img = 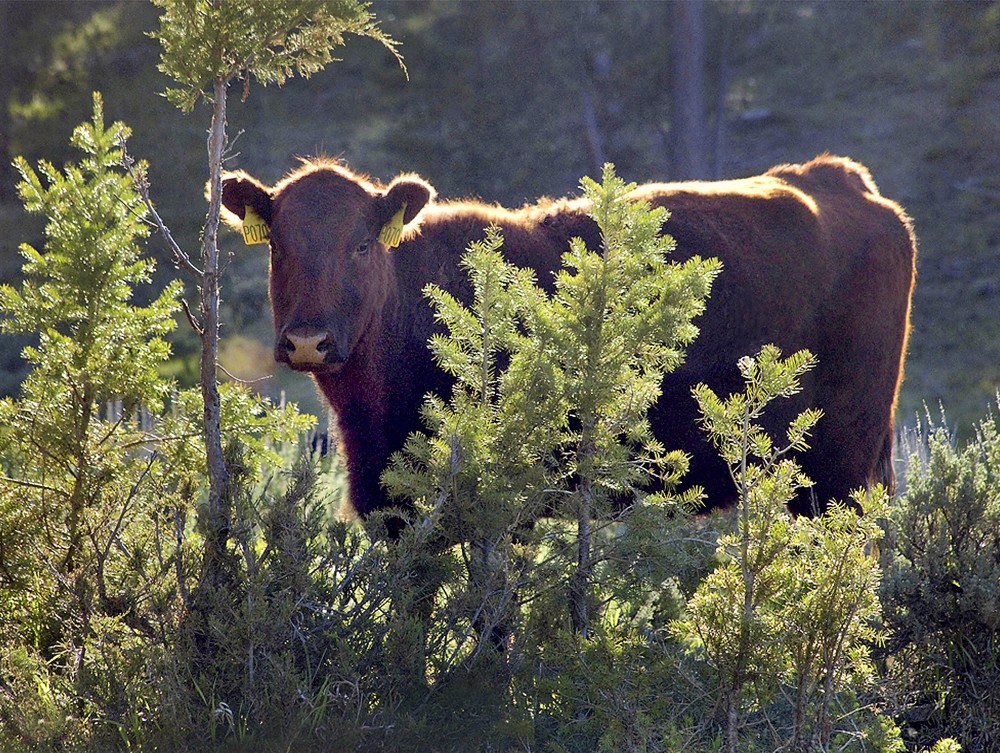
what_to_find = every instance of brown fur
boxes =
[221,155,916,520]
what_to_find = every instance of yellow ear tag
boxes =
[241,205,270,246]
[377,201,407,248]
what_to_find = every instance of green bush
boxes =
[366,165,717,751]
[0,96,186,751]
[882,409,1000,752]
[0,95,322,753]
[672,346,896,753]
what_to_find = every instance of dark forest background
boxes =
[1,0,998,433]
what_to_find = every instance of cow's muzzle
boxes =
[276,327,340,370]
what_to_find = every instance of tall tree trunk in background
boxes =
[0,2,14,201]
[576,2,609,182]
[580,87,606,179]
[711,10,733,179]
[669,0,710,180]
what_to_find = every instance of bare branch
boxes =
[216,362,273,386]
[180,298,204,336]
[224,128,245,164]
[118,136,203,278]
[0,475,70,498]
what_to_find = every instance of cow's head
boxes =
[220,161,434,372]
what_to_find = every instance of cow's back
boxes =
[632,156,915,510]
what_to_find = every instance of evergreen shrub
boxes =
[882,409,1000,752]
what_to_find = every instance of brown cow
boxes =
[220,155,916,525]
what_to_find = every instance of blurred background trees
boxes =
[0,0,998,432]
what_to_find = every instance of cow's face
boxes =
[220,163,433,372]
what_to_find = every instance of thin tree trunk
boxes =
[64,383,94,574]
[725,687,739,753]
[200,77,231,585]
[792,660,812,751]
[570,493,591,638]
[819,669,834,752]
[726,405,752,753]
[570,432,594,638]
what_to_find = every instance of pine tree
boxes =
[386,164,719,657]
[674,346,892,752]
[0,93,180,604]
[529,165,718,636]
[0,95,185,748]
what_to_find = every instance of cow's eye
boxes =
[356,239,370,256]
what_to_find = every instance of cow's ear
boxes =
[373,174,435,247]
[219,172,272,231]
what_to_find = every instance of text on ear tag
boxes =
[242,205,270,245]
[378,201,408,248]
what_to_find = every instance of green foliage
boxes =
[1,93,180,408]
[382,165,720,749]
[387,162,718,624]
[0,97,320,753]
[0,93,181,609]
[882,411,1000,751]
[673,346,894,752]
[528,166,719,513]
[389,166,720,527]
[153,452,356,752]
[153,0,403,111]
[0,94,184,751]
[693,347,822,476]
[386,225,554,543]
